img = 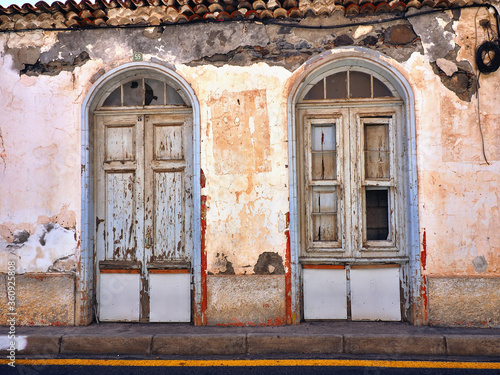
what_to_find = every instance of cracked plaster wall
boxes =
[405,9,500,280]
[0,7,499,325]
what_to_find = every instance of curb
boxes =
[4,333,500,357]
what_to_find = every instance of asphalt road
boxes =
[3,359,500,375]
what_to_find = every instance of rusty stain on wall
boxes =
[212,89,271,175]
[0,127,6,174]
[421,228,427,271]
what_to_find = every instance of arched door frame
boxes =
[287,47,420,323]
[78,62,201,325]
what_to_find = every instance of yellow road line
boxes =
[0,359,499,369]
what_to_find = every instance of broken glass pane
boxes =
[102,86,121,107]
[365,188,390,241]
[303,79,324,100]
[144,79,164,105]
[326,72,347,99]
[350,71,371,98]
[123,79,143,106]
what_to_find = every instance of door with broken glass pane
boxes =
[298,69,407,321]
[94,77,193,322]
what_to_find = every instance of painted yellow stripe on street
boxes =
[0,359,499,369]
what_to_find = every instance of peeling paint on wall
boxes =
[21,51,90,76]
[1,6,499,326]
[0,223,77,274]
[254,252,285,275]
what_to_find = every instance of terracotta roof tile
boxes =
[208,3,224,11]
[253,0,266,10]
[360,2,375,13]
[244,9,259,17]
[391,1,406,11]
[375,1,390,12]
[0,0,490,30]
[274,6,287,17]
[288,7,302,16]
[345,3,360,15]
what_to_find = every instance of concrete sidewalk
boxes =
[3,322,500,358]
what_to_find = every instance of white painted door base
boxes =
[149,273,191,322]
[303,268,347,320]
[303,266,401,321]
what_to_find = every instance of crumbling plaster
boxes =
[0,6,499,325]
[403,9,500,278]
[177,64,291,275]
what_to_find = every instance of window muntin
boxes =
[303,70,395,101]
[101,78,186,108]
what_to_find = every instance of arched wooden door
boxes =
[94,76,193,322]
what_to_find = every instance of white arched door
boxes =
[94,76,193,322]
[296,66,410,321]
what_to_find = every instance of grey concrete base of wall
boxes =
[428,277,500,328]
[206,275,286,326]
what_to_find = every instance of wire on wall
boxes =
[473,7,496,165]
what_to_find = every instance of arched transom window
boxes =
[302,69,398,101]
[100,77,188,108]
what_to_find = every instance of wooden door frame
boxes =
[286,48,421,324]
[79,62,201,325]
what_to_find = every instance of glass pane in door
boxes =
[311,124,336,180]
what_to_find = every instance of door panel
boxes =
[350,267,401,321]
[153,171,184,260]
[154,124,184,160]
[145,114,193,264]
[303,267,347,320]
[149,272,191,322]
[99,272,140,321]
[105,125,135,161]
[105,172,137,260]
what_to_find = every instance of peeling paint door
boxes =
[95,110,193,322]
[298,69,408,321]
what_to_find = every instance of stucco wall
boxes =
[0,6,499,326]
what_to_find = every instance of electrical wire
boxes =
[473,7,492,165]
[475,71,490,165]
